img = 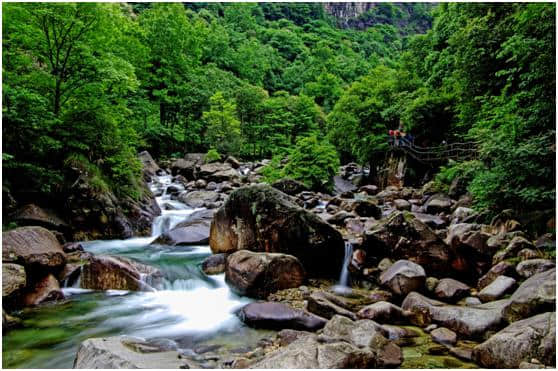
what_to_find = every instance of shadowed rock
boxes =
[210,185,345,277]
[238,302,327,331]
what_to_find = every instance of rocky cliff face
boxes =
[323,2,433,32]
[323,3,376,28]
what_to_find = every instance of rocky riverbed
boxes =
[2,151,555,369]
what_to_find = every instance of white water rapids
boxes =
[3,172,262,368]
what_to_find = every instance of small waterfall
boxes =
[338,241,353,287]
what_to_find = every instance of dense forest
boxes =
[2,2,555,220]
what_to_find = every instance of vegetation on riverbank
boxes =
[2,3,555,220]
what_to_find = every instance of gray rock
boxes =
[451,207,476,223]
[402,292,506,338]
[10,204,69,233]
[477,261,517,290]
[251,333,379,368]
[411,212,447,229]
[153,210,216,246]
[138,151,160,176]
[178,190,219,208]
[225,250,305,299]
[393,199,411,211]
[365,212,452,276]
[502,268,555,323]
[74,336,184,368]
[431,327,457,346]
[478,276,516,302]
[276,329,313,346]
[424,193,452,214]
[461,297,482,306]
[516,259,556,279]
[306,290,357,320]
[238,302,326,331]
[333,176,357,195]
[356,301,408,324]
[474,312,555,368]
[434,278,470,302]
[445,223,493,269]
[379,260,426,297]
[493,236,536,264]
[2,226,66,272]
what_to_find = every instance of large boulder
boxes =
[474,312,555,368]
[81,255,162,291]
[178,190,219,208]
[364,212,453,276]
[10,204,69,233]
[251,315,402,368]
[153,221,210,245]
[2,263,26,298]
[152,210,215,245]
[401,292,506,338]
[23,274,64,306]
[198,162,238,183]
[502,268,555,323]
[379,260,426,297]
[210,185,345,277]
[67,175,160,240]
[444,223,494,278]
[225,250,305,299]
[74,336,184,369]
[238,302,326,331]
[170,153,204,179]
[2,226,66,272]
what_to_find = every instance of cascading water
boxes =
[332,241,353,294]
[3,172,264,369]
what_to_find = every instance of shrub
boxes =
[205,148,222,163]
[263,135,340,191]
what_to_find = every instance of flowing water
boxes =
[3,174,271,369]
[332,241,353,295]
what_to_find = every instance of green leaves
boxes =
[263,135,340,191]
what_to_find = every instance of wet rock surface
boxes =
[225,250,305,299]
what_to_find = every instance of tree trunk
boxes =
[54,78,62,116]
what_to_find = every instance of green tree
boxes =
[263,135,340,191]
[203,91,241,155]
